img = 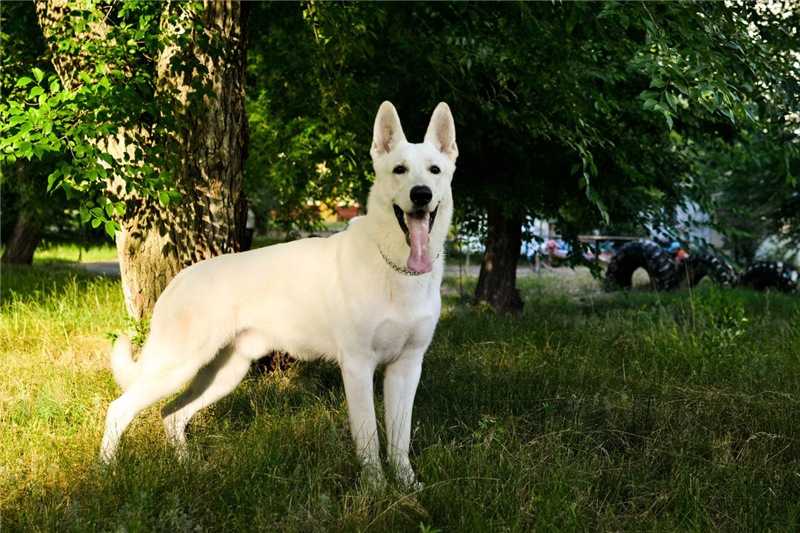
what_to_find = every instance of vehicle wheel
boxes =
[605,240,678,291]
[739,261,799,293]
[678,253,738,288]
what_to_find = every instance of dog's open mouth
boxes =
[393,203,438,274]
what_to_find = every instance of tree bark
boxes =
[2,161,44,266]
[474,205,524,314]
[1,211,43,265]
[36,1,249,320]
[116,1,249,319]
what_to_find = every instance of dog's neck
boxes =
[359,193,452,278]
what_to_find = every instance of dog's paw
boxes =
[392,463,422,491]
[98,444,117,466]
[407,479,425,492]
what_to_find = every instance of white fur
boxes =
[100,101,458,487]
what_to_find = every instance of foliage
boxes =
[5,1,796,246]
[3,261,800,530]
[0,1,78,245]
[245,3,368,233]
[245,92,363,233]
[680,0,800,260]
[302,3,783,233]
[687,131,799,262]
[0,1,215,237]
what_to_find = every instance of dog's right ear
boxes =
[371,101,406,158]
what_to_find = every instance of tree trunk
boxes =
[474,205,524,314]
[115,0,249,319]
[1,211,43,265]
[36,0,249,320]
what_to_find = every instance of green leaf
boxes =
[80,206,91,223]
[50,80,60,94]
[47,169,61,191]
[32,68,45,83]
[16,77,33,88]
[91,217,103,228]
[105,220,118,238]
[158,190,170,206]
[29,86,45,99]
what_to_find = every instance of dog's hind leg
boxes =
[161,329,267,454]
[161,348,251,453]
[99,325,228,463]
[100,360,201,463]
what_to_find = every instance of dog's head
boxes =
[368,101,458,274]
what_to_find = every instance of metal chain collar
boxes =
[378,246,441,276]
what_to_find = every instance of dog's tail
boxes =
[110,334,140,391]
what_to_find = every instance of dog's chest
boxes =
[361,288,439,361]
[370,313,436,361]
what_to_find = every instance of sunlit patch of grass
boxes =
[2,263,799,530]
[33,242,119,264]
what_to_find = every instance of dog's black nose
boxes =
[410,186,433,207]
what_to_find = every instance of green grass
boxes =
[2,260,800,531]
[33,242,118,264]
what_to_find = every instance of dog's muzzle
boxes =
[391,203,439,274]
[393,204,438,242]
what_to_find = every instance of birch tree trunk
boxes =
[36,0,249,320]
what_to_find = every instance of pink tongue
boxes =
[406,213,432,273]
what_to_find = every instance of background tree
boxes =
[0,1,72,264]
[298,2,797,312]
[2,1,249,319]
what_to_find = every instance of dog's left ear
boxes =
[424,102,458,161]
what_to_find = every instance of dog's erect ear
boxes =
[371,101,406,158]
[424,102,458,160]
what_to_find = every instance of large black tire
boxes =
[605,240,678,291]
[739,261,799,293]
[678,253,738,288]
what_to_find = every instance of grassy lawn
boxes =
[2,259,799,531]
[32,242,119,264]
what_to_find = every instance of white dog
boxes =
[100,101,458,487]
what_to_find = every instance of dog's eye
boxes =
[429,165,441,175]
[392,165,407,174]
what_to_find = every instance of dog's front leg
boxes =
[384,352,423,488]
[340,357,383,486]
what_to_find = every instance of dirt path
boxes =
[78,262,121,276]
